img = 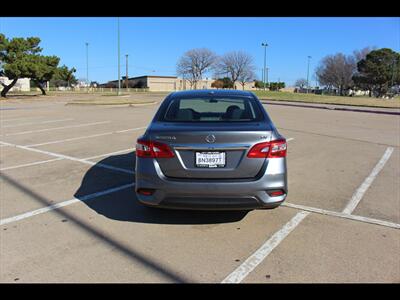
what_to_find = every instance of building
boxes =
[101,75,257,92]
[0,77,30,92]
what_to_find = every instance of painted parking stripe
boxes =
[0,183,135,226]
[0,116,44,122]
[1,118,74,128]
[3,131,287,149]
[0,148,136,172]
[222,211,310,283]
[116,128,147,133]
[342,147,394,214]
[2,121,111,136]
[222,144,392,283]
[25,126,146,147]
[0,136,291,171]
[0,138,296,224]
[0,147,135,171]
[282,202,400,230]
[0,158,63,171]
[84,148,134,160]
[0,140,134,175]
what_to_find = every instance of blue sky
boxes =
[1,17,399,86]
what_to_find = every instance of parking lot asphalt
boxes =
[0,94,399,283]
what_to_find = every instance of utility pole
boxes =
[391,58,396,90]
[117,17,121,96]
[261,43,268,91]
[307,56,311,93]
[261,68,264,89]
[86,42,89,93]
[125,54,129,91]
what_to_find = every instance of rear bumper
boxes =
[135,158,287,210]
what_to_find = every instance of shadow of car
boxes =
[74,151,249,225]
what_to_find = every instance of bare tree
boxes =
[353,46,376,62]
[176,48,217,89]
[238,69,256,90]
[295,78,308,88]
[216,51,256,90]
[315,53,356,96]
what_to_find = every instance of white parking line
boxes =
[1,118,74,128]
[2,121,111,137]
[0,158,63,171]
[1,137,292,171]
[0,148,136,171]
[1,135,290,171]
[0,183,135,226]
[0,129,284,148]
[84,148,134,160]
[0,116,43,122]
[25,126,146,147]
[221,143,394,283]
[282,202,400,229]
[221,211,310,283]
[342,147,394,214]
[0,140,134,175]
[116,128,146,133]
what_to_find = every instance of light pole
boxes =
[85,42,89,93]
[262,43,268,91]
[117,17,121,96]
[125,54,129,91]
[306,55,311,93]
[261,68,264,88]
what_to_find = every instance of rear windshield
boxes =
[160,96,264,122]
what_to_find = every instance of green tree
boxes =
[352,48,400,97]
[31,55,60,94]
[254,80,268,89]
[269,82,285,91]
[221,77,234,89]
[50,65,77,88]
[211,79,224,89]
[0,34,60,97]
[211,78,234,89]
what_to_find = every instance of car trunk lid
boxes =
[147,122,272,179]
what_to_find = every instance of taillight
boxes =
[247,139,287,158]
[268,139,287,158]
[136,139,175,158]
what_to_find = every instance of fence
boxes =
[26,87,150,94]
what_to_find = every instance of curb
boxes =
[65,101,157,106]
[261,101,400,116]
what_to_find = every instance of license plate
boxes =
[195,151,226,168]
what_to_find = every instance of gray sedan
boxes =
[135,89,287,210]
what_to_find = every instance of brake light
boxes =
[136,139,175,158]
[247,139,287,158]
